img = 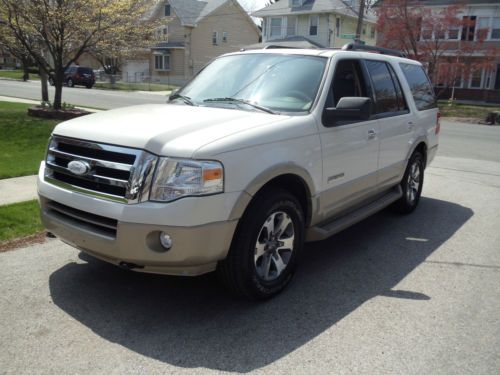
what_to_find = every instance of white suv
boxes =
[38,45,439,299]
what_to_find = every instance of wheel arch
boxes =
[407,138,428,168]
[229,164,317,228]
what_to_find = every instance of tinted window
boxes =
[400,63,437,111]
[387,63,408,111]
[78,68,93,75]
[328,59,369,108]
[365,60,399,114]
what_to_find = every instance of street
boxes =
[0,85,499,373]
[0,79,168,109]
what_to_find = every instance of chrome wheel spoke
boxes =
[255,241,266,259]
[272,252,287,276]
[262,253,273,280]
[262,212,277,237]
[254,210,295,281]
[275,213,292,237]
[277,236,294,251]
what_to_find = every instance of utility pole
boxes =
[355,0,366,44]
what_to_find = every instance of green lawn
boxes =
[0,101,59,179]
[94,81,176,92]
[0,70,40,80]
[438,101,500,119]
[0,200,43,242]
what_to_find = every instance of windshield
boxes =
[174,53,328,114]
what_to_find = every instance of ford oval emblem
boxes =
[68,160,91,176]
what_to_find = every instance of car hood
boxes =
[53,104,289,157]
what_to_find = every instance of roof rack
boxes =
[341,43,407,58]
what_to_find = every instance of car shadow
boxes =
[49,197,473,372]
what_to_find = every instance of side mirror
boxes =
[323,97,372,126]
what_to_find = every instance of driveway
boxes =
[0,122,499,373]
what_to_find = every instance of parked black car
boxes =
[49,66,95,89]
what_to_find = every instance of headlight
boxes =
[150,158,224,202]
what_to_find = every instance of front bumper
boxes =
[38,164,243,276]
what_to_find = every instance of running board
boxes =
[306,186,402,242]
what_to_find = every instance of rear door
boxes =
[363,59,414,190]
[318,58,380,219]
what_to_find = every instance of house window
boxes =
[155,26,168,41]
[287,16,297,36]
[336,17,341,38]
[421,27,432,40]
[262,18,267,38]
[492,17,500,39]
[435,27,446,40]
[309,15,319,36]
[370,26,375,39]
[222,32,228,42]
[362,26,366,36]
[448,26,459,40]
[461,16,476,41]
[292,0,302,7]
[453,67,463,88]
[270,17,282,38]
[154,54,170,71]
[469,68,483,88]
[484,69,493,89]
[164,4,171,17]
[212,31,218,45]
[476,17,490,40]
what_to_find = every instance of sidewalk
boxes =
[0,175,38,206]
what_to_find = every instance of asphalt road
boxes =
[0,79,167,109]
[0,118,499,372]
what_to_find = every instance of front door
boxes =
[318,58,380,220]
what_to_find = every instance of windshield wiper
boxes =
[203,97,276,114]
[169,93,195,106]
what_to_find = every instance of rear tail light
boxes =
[435,111,441,135]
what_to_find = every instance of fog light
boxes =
[159,232,173,249]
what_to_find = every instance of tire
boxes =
[217,188,305,300]
[86,84,93,89]
[392,151,424,214]
[67,78,74,87]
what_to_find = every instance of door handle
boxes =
[408,121,414,130]
[368,129,377,140]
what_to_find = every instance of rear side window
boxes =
[399,63,437,111]
[78,68,93,75]
[365,60,400,114]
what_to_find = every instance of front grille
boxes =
[46,200,118,237]
[45,136,157,203]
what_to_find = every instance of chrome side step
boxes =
[306,186,402,242]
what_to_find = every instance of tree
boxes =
[0,0,156,110]
[375,0,497,97]
[0,21,49,101]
